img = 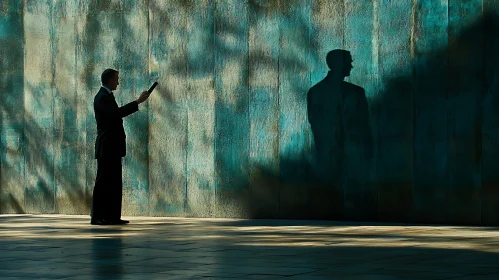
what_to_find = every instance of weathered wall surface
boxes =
[2,0,499,225]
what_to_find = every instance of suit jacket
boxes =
[94,87,139,159]
[307,75,373,182]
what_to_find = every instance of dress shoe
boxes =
[113,219,129,225]
[90,218,114,225]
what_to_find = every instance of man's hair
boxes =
[101,69,119,85]
[326,49,351,70]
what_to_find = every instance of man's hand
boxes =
[136,91,151,104]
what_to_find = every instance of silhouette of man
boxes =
[307,49,372,186]
[91,69,151,225]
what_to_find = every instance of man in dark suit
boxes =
[307,49,372,187]
[91,69,151,225]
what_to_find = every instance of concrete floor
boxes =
[1,215,499,279]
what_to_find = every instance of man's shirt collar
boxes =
[101,86,113,94]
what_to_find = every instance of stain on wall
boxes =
[2,0,499,225]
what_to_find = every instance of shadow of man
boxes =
[307,49,374,219]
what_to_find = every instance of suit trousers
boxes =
[91,157,123,220]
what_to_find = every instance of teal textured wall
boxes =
[2,0,499,225]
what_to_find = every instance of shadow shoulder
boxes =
[343,81,365,94]
[94,87,109,102]
[308,79,329,95]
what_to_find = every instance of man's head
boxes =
[326,49,353,78]
[101,69,119,91]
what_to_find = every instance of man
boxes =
[307,49,372,186]
[91,69,151,225]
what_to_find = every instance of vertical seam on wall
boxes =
[213,1,217,216]
[341,0,346,207]
[277,0,281,218]
[146,0,150,215]
[74,2,78,207]
[247,1,251,214]
[372,0,379,218]
[479,0,484,224]
[22,0,26,211]
[276,0,281,217]
[51,2,56,214]
[410,0,417,220]
[120,1,124,214]
[451,0,455,217]
[307,0,312,210]
[184,6,188,215]
[148,0,153,216]
[446,0,450,211]
[75,3,82,212]
[277,0,282,217]
[248,2,251,190]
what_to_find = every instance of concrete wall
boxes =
[2,0,499,225]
